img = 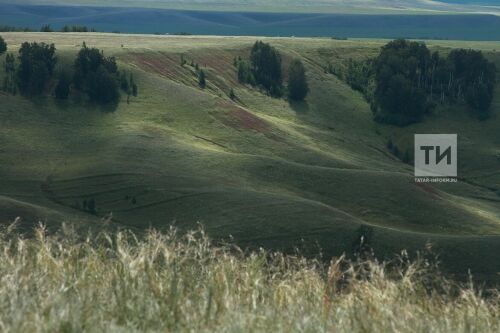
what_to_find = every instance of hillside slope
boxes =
[0,33,499,278]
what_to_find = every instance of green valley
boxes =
[0,33,500,280]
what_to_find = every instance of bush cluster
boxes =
[0,37,137,106]
[17,42,57,95]
[73,43,121,104]
[237,41,309,101]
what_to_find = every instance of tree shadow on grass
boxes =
[96,100,120,113]
[53,97,119,113]
[54,98,72,111]
[289,99,309,114]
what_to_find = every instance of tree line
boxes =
[41,25,97,33]
[0,25,33,32]
[0,25,97,33]
[0,36,137,105]
[236,41,309,101]
[344,39,497,125]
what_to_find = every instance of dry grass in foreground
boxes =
[0,222,498,333]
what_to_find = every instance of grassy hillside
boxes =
[0,33,500,279]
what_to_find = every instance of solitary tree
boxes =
[0,36,6,55]
[198,69,206,88]
[287,59,308,101]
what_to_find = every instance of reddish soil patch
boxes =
[231,109,270,133]
[414,182,441,198]
[190,49,246,86]
[231,110,269,133]
[216,102,270,133]
[131,53,188,83]
[131,51,238,91]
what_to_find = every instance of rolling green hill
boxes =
[1,33,500,279]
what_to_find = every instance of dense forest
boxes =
[344,39,497,125]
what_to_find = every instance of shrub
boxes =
[237,60,254,85]
[345,58,375,102]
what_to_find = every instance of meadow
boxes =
[0,32,499,283]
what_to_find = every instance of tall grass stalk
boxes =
[0,222,498,332]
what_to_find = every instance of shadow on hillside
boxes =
[289,100,309,114]
[53,95,119,113]
[54,99,72,111]
[97,101,120,113]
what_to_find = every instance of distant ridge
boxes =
[1,3,500,40]
[3,0,500,15]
